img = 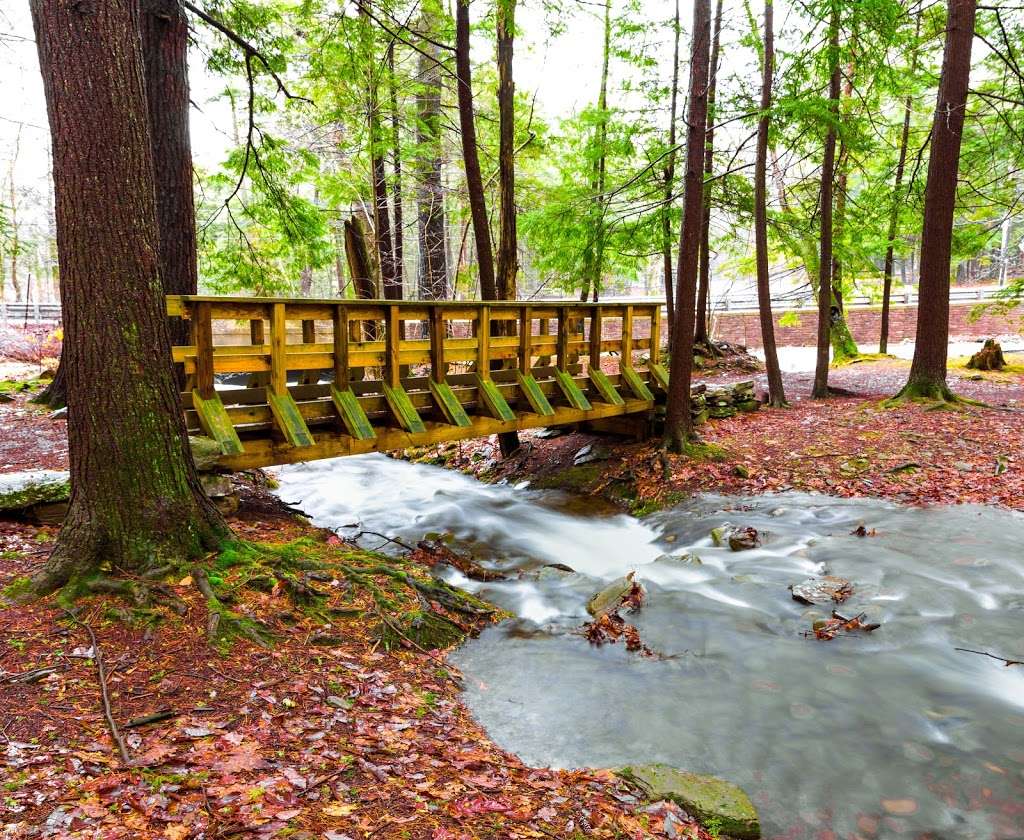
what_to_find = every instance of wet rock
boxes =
[573,443,610,466]
[587,572,637,617]
[534,427,568,439]
[618,764,760,839]
[790,576,854,605]
[189,435,223,471]
[533,563,576,582]
[49,406,68,420]
[655,553,702,566]
[0,392,13,403]
[0,470,70,513]
[711,523,760,551]
[200,473,233,498]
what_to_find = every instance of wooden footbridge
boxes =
[168,296,669,469]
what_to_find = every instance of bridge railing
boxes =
[167,296,666,468]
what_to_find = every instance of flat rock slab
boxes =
[586,573,636,617]
[0,470,70,512]
[619,763,760,839]
[790,575,853,605]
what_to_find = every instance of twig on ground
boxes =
[353,530,415,552]
[61,609,131,765]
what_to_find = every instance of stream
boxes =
[272,454,1024,839]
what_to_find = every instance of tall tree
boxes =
[694,0,724,347]
[895,0,978,401]
[580,0,613,303]
[663,0,711,453]
[415,7,448,300]
[661,0,682,344]
[811,1,841,399]
[879,19,920,355]
[359,1,399,298]
[755,0,786,407]
[23,0,224,598]
[454,0,497,299]
[387,42,405,293]
[495,0,518,301]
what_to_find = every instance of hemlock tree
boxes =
[754,0,786,407]
[663,0,711,453]
[894,0,978,401]
[21,0,225,599]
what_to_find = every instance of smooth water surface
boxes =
[273,454,1024,839]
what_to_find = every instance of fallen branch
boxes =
[61,609,131,765]
[955,647,1023,667]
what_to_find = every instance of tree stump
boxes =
[966,339,1006,371]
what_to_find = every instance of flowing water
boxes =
[272,454,1024,839]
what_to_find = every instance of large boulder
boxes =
[0,470,70,513]
[619,764,760,839]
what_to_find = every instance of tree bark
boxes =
[26,0,225,597]
[755,0,786,407]
[454,0,497,300]
[694,0,724,346]
[897,0,977,400]
[663,0,711,452]
[387,42,404,293]
[811,1,840,399]
[416,9,448,301]
[495,0,518,302]
[360,2,399,299]
[880,20,919,354]
[661,0,681,348]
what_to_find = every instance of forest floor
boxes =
[2,353,1023,840]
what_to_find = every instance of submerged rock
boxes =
[710,523,761,551]
[587,573,637,617]
[790,576,854,605]
[618,763,760,839]
[0,470,70,513]
[654,553,702,566]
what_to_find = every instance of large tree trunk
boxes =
[387,42,404,294]
[880,21,919,354]
[495,0,518,302]
[827,69,859,364]
[811,1,840,399]
[360,2,399,299]
[661,0,681,348]
[694,0,724,347]
[454,0,497,300]
[897,0,977,400]
[25,0,225,598]
[494,0,520,457]
[416,10,448,301]
[755,0,786,408]
[663,0,711,453]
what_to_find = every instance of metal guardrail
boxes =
[0,302,63,324]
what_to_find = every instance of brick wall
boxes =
[712,302,1024,349]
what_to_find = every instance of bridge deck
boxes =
[168,296,668,469]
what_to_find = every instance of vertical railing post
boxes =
[194,301,215,400]
[650,304,662,367]
[514,304,554,416]
[477,304,491,378]
[333,304,349,387]
[519,306,533,372]
[270,302,287,396]
[299,316,317,384]
[589,305,602,371]
[556,306,570,370]
[385,305,401,388]
[621,304,634,366]
[429,306,446,383]
[248,317,268,387]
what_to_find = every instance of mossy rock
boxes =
[189,436,223,471]
[0,470,70,512]
[618,763,760,839]
[586,573,636,617]
[532,463,603,492]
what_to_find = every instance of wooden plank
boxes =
[649,363,670,392]
[621,304,634,368]
[650,304,662,365]
[385,305,401,387]
[429,307,446,383]
[477,304,491,376]
[190,389,244,455]
[332,305,349,386]
[383,382,426,433]
[268,390,315,448]
[270,302,287,396]
[556,307,570,369]
[588,367,625,406]
[554,368,592,411]
[475,373,516,421]
[194,301,215,399]
[620,365,655,401]
[589,306,603,373]
[330,385,376,440]
[429,379,472,427]
[518,306,533,370]
[516,370,555,416]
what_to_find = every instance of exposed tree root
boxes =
[884,380,987,410]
